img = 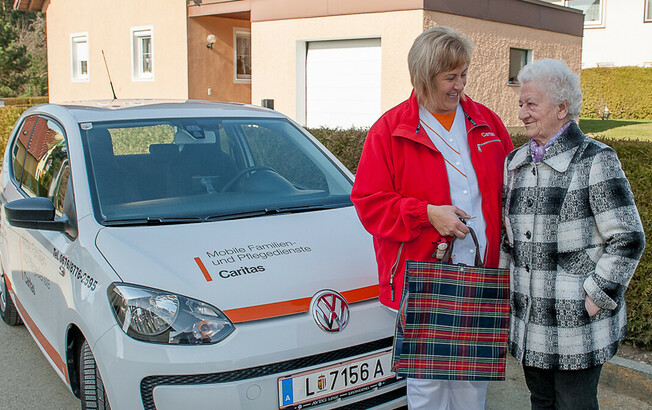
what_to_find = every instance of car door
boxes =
[1,115,39,294]
[11,115,76,354]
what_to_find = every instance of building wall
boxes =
[252,10,424,125]
[253,9,581,128]
[581,1,652,67]
[425,11,582,127]
[45,0,189,102]
[187,16,252,103]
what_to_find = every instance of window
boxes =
[18,117,68,203]
[132,27,153,80]
[234,29,251,83]
[508,48,531,85]
[11,115,38,184]
[71,34,89,81]
[646,0,652,22]
[566,0,605,26]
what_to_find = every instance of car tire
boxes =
[80,340,111,410]
[0,273,21,325]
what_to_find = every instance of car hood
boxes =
[95,207,379,322]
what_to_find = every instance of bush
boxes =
[1,96,48,106]
[0,105,28,156]
[314,127,652,349]
[581,67,652,120]
[307,127,368,174]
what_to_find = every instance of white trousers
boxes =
[407,378,488,410]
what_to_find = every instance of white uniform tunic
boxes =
[419,104,487,265]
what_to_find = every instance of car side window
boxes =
[10,115,39,186]
[20,117,69,202]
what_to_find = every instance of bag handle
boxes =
[441,226,484,267]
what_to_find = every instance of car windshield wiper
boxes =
[204,204,345,222]
[102,217,204,226]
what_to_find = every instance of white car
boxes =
[0,100,406,409]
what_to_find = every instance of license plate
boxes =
[278,349,396,409]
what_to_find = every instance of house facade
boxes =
[15,0,583,128]
[545,0,652,68]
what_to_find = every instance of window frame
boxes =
[131,26,154,81]
[70,33,89,82]
[508,47,532,86]
[565,0,606,28]
[233,28,252,84]
[645,0,652,22]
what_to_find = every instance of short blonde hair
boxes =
[408,26,473,109]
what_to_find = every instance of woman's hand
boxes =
[427,205,471,238]
[585,295,601,317]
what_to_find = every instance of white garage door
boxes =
[306,38,381,129]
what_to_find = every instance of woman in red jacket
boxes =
[351,26,513,409]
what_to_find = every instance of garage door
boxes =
[306,39,381,129]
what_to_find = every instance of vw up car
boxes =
[0,100,406,409]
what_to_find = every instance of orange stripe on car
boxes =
[194,257,213,282]
[5,276,70,384]
[224,285,379,323]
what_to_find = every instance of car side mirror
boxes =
[5,197,77,237]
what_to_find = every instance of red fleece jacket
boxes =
[351,92,513,308]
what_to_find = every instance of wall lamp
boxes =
[206,34,216,49]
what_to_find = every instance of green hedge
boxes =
[0,105,28,156]
[581,67,652,120]
[1,96,48,106]
[1,106,649,348]
[312,127,651,349]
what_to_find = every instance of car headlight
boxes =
[108,283,235,344]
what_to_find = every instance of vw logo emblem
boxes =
[310,290,349,333]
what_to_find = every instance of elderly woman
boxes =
[351,26,513,409]
[502,58,645,409]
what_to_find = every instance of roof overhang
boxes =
[188,0,583,37]
[13,0,48,12]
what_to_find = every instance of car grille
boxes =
[140,337,395,409]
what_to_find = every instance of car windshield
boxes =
[81,117,353,224]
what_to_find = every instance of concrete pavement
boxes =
[1,319,651,409]
[486,354,652,409]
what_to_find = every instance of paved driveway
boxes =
[2,319,650,410]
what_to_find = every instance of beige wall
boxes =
[45,0,189,102]
[424,12,582,127]
[187,16,251,103]
[252,8,581,128]
[252,10,424,125]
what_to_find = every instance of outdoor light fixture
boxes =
[207,34,216,49]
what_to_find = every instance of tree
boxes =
[0,1,30,97]
[0,0,47,97]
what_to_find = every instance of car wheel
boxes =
[0,273,21,325]
[80,340,111,410]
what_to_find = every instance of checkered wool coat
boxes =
[500,121,645,370]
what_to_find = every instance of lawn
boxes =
[579,118,652,141]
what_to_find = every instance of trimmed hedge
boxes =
[1,106,648,348]
[1,96,48,106]
[581,67,652,120]
[311,127,651,349]
[0,105,28,156]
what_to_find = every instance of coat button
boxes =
[525,231,532,239]
[527,199,533,207]
[525,264,530,272]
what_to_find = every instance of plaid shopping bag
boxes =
[392,229,509,381]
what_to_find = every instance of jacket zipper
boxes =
[477,139,501,152]
[389,242,404,302]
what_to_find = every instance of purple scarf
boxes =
[530,121,572,163]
